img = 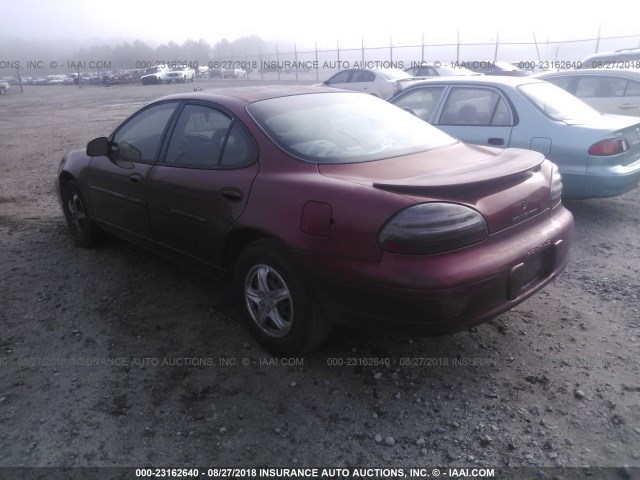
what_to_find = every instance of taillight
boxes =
[588,138,628,156]
[378,203,488,255]
[550,163,563,207]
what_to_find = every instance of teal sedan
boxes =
[388,76,640,199]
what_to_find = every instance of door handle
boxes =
[618,104,638,110]
[488,138,505,146]
[129,173,143,184]
[221,187,243,203]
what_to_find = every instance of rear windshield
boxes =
[518,81,602,121]
[247,92,457,164]
[376,69,413,80]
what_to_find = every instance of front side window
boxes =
[248,92,456,164]
[327,70,350,84]
[392,86,445,122]
[439,87,511,126]
[625,80,640,96]
[111,102,177,163]
[575,76,626,98]
[351,70,375,82]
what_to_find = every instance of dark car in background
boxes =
[57,86,573,354]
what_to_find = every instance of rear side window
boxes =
[327,70,350,84]
[419,66,439,76]
[439,87,512,126]
[164,104,257,169]
[624,80,640,96]
[165,104,232,166]
[220,122,259,167]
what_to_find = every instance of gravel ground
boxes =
[0,80,639,479]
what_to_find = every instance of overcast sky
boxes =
[3,0,640,48]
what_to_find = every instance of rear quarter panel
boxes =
[234,152,415,263]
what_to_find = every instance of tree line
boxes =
[0,36,271,73]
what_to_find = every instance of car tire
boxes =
[234,239,331,355]
[61,180,101,248]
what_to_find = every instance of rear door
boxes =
[147,103,259,266]
[434,86,514,147]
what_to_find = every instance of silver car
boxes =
[534,69,640,117]
[320,68,418,99]
[405,63,482,77]
[388,76,640,199]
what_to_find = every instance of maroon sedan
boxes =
[57,86,573,354]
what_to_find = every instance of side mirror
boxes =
[86,137,110,157]
[322,80,328,85]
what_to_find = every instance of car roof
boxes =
[398,75,542,88]
[156,85,343,104]
[534,68,640,78]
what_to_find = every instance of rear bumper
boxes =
[582,157,640,198]
[296,205,574,334]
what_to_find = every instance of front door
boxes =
[88,101,179,238]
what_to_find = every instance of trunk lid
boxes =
[319,143,552,234]
[565,114,640,166]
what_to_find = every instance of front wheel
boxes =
[234,239,331,355]
[61,180,101,247]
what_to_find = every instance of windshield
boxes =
[518,81,602,121]
[248,92,457,164]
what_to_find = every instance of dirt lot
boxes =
[0,80,639,479]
